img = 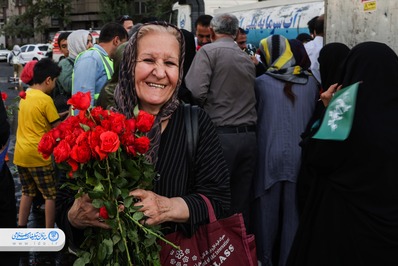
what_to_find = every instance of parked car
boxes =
[0,49,10,62]
[19,44,50,64]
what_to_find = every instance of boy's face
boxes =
[59,39,68,57]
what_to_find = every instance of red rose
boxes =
[136,111,155,133]
[121,132,135,146]
[38,132,56,159]
[99,206,109,220]
[51,128,62,141]
[67,159,79,172]
[1,92,7,101]
[125,118,136,132]
[134,136,150,154]
[94,146,108,160]
[70,143,91,163]
[126,145,136,156]
[76,131,89,146]
[90,106,105,124]
[100,131,120,153]
[67,91,91,111]
[53,140,71,163]
[110,113,126,135]
[19,91,26,100]
[89,126,106,157]
[101,119,112,131]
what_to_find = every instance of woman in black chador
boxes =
[288,42,398,265]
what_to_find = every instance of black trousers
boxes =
[217,129,257,231]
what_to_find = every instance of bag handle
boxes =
[198,194,217,223]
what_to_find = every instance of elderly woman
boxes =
[253,35,318,266]
[56,22,230,249]
[287,42,398,266]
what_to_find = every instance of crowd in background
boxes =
[1,11,398,266]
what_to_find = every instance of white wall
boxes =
[326,0,398,52]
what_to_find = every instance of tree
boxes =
[145,0,176,22]
[99,0,135,23]
[1,0,72,40]
[98,0,176,24]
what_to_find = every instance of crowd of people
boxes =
[1,11,398,266]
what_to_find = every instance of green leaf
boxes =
[112,233,121,245]
[114,176,128,188]
[123,196,134,208]
[73,258,87,266]
[112,187,122,199]
[92,199,103,208]
[133,105,139,118]
[87,190,104,199]
[93,182,104,192]
[104,201,117,218]
[144,234,157,247]
[133,211,144,221]
[98,241,107,261]
[94,170,105,180]
[86,174,98,187]
[80,123,91,132]
[103,238,114,255]
[117,239,125,252]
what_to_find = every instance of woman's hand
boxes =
[130,189,189,226]
[320,83,342,107]
[67,194,110,230]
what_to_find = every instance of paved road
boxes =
[1,61,76,265]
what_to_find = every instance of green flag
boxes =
[312,82,360,141]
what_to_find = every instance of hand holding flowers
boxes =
[38,92,177,266]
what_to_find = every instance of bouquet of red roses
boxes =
[38,92,177,266]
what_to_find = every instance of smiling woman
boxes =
[56,22,231,263]
[135,28,180,115]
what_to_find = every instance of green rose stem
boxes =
[106,157,133,266]
[125,214,180,250]
[117,210,133,266]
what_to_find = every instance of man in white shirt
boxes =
[304,14,324,84]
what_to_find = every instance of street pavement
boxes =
[1,61,76,265]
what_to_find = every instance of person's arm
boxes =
[184,49,212,107]
[57,59,74,96]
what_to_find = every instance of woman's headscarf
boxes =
[114,22,185,165]
[12,45,21,55]
[67,30,91,59]
[340,42,398,154]
[259,35,310,84]
[318,42,350,90]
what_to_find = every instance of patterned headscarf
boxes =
[114,22,185,166]
[259,35,310,84]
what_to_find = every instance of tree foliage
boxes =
[98,0,176,24]
[1,0,72,38]
[99,0,135,23]
[144,0,176,22]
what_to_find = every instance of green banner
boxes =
[312,82,360,141]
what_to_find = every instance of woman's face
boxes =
[135,31,180,114]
